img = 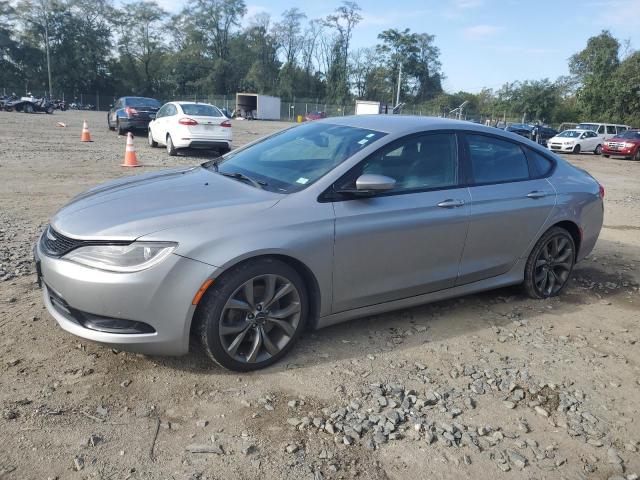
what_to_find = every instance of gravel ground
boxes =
[0,110,639,480]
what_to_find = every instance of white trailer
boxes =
[235,93,281,120]
[355,100,381,115]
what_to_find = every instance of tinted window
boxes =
[124,97,161,108]
[467,134,530,184]
[180,104,223,117]
[597,125,605,134]
[349,133,458,192]
[576,123,598,131]
[616,126,628,134]
[606,125,616,134]
[527,149,553,177]
[620,130,640,139]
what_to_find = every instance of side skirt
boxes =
[316,259,525,329]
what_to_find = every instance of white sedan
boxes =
[148,102,232,156]
[547,129,602,155]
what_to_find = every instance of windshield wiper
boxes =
[218,171,267,189]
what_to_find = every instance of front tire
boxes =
[148,128,158,147]
[197,259,308,371]
[523,227,575,299]
[166,134,177,156]
[572,144,581,154]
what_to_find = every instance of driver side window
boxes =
[339,133,458,193]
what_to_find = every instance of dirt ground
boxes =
[0,110,639,480]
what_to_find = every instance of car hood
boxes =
[607,137,639,143]
[51,166,282,240]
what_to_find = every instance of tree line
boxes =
[1,0,638,125]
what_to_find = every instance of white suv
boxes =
[576,123,630,143]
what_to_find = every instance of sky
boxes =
[157,0,640,93]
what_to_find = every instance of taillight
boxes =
[179,117,198,126]
[124,106,137,116]
[220,120,232,128]
[599,184,605,199]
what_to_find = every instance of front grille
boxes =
[607,142,624,149]
[39,225,131,258]
[40,226,86,257]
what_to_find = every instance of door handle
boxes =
[526,191,547,199]
[437,199,465,208]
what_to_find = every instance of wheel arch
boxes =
[548,220,582,259]
[189,253,323,338]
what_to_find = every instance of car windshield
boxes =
[210,122,386,193]
[125,97,160,107]
[576,123,598,131]
[180,104,223,117]
[619,130,640,139]
[558,130,581,138]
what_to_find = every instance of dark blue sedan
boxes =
[107,96,161,135]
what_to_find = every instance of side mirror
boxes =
[355,174,396,193]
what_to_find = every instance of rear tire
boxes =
[572,144,581,154]
[166,134,177,156]
[116,120,125,136]
[594,144,602,155]
[523,227,575,299]
[197,258,308,371]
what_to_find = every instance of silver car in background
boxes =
[35,116,604,371]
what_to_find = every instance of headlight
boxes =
[64,242,177,272]
[624,142,634,148]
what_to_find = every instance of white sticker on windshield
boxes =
[296,177,309,185]
[366,133,375,138]
[358,139,369,145]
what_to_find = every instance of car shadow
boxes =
[153,238,639,375]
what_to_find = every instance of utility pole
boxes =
[395,62,402,107]
[43,0,53,99]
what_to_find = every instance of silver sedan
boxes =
[35,116,604,371]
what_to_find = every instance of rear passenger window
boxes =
[606,125,616,134]
[597,125,605,134]
[466,134,530,184]
[527,149,553,177]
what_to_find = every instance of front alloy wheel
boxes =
[524,227,575,299]
[198,259,308,371]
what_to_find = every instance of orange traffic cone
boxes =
[80,120,92,142]
[122,132,141,167]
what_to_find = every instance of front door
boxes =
[331,132,471,313]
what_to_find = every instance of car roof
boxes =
[319,115,504,135]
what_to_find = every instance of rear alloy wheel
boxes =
[148,128,158,148]
[166,134,177,156]
[198,259,308,371]
[116,120,125,136]
[524,227,575,299]
[572,144,581,154]
[594,144,602,155]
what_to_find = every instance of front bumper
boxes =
[602,146,635,157]
[548,144,575,152]
[36,241,214,355]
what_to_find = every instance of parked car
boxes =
[547,129,602,154]
[505,124,557,146]
[602,129,640,160]
[148,102,232,156]
[34,116,603,371]
[4,94,54,114]
[108,96,161,135]
[304,111,327,121]
[575,122,630,143]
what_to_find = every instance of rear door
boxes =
[331,132,471,312]
[457,133,556,285]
